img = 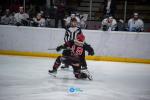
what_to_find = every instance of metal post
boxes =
[89,0,93,20]
[124,0,127,22]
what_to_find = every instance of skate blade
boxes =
[48,72,57,77]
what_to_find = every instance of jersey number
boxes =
[72,45,83,55]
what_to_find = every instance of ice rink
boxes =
[0,55,150,100]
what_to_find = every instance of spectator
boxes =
[14,6,29,26]
[101,16,117,31]
[55,2,65,28]
[103,0,116,17]
[27,4,36,18]
[1,9,14,25]
[32,13,46,27]
[80,14,88,29]
[40,10,45,18]
[116,19,125,31]
[128,13,144,32]
[64,13,80,27]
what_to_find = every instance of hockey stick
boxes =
[48,48,56,50]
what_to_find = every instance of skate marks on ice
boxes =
[48,68,93,81]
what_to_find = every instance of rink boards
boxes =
[0,25,150,63]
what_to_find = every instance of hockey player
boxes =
[62,18,83,69]
[48,34,94,80]
[63,18,89,70]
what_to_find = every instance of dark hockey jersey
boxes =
[57,41,94,59]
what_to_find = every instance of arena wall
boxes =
[0,25,150,63]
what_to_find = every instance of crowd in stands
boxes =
[0,3,88,29]
[0,6,54,27]
[0,0,145,32]
[101,0,144,32]
[100,13,144,32]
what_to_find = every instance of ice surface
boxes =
[0,55,150,100]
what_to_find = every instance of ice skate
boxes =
[48,69,57,77]
[81,69,93,80]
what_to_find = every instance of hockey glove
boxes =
[56,45,63,52]
[88,51,94,56]
[62,49,71,56]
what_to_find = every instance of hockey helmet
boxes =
[75,33,85,45]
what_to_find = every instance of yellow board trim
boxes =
[0,50,150,64]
